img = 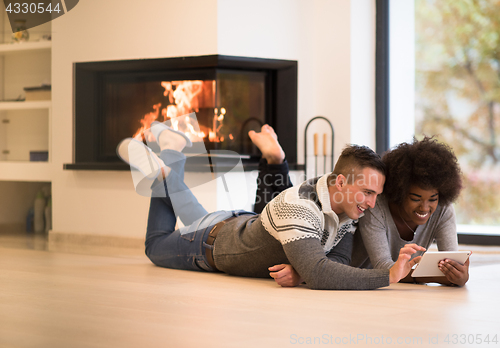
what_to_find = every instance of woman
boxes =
[351,137,469,286]
[271,137,469,287]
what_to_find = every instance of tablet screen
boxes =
[412,251,471,277]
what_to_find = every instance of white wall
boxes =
[350,0,376,149]
[50,0,375,239]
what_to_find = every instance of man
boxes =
[118,121,423,290]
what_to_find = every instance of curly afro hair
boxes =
[382,137,463,206]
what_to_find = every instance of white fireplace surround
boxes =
[46,0,376,243]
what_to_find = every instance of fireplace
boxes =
[64,55,299,171]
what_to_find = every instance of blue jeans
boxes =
[145,149,254,272]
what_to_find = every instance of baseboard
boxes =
[48,231,144,249]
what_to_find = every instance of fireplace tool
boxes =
[313,133,318,177]
[304,116,334,178]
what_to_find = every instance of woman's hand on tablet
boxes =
[438,257,470,287]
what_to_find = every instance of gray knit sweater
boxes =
[213,174,390,290]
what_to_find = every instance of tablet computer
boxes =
[412,251,471,277]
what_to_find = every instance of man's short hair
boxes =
[328,145,386,185]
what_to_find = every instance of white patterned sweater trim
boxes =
[261,173,360,254]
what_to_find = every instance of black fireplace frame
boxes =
[64,54,299,171]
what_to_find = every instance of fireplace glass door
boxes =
[100,69,267,161]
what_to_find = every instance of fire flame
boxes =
[133,80,232,143]
[132,103,161,141]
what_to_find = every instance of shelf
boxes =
[0,100,51,110]
[0,41,51,55]
[0,161,52,182]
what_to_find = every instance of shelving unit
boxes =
[0,6,53,233]
[0,40,51,54]
[0,38,52,177]
[0,161,52,182]
[0,100,51,110]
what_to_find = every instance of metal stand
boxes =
[304,116,334,178]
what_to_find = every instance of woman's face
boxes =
[401,185,439,225]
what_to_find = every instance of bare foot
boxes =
[150,122,189,152]
[248,124,285,164]
[158,130,187,152]
[117,138,168,180]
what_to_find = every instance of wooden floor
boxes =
[1,232,500,348]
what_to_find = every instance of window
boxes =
[377,0,500,241]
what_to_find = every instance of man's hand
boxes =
[269,264,303,287]
[389,244,426,284]
[438,257,470,286]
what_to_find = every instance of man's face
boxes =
[331,167,385,220]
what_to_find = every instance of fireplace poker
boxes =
[220,175,234,210]
[314,133,318,177]
[323,133,327,175]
